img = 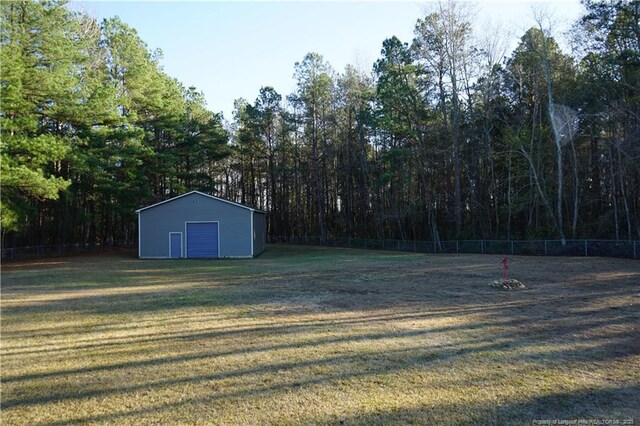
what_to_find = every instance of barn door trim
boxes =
[169,232,183,258]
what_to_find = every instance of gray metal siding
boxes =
[138,193,252,258]
[252,212,266,256]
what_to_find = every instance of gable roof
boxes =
[135,191,265,214]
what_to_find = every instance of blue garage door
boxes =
[186,222,219,258]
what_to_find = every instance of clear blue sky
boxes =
[76,1,584,120]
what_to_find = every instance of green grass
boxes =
[2,246,639,425]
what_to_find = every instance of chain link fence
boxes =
[268,236,639,260]
[1,241,136,261]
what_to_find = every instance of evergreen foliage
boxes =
[1,0,638,248]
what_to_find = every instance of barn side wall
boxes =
[138,193,252,258]
[252,212,266,256]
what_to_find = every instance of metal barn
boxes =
[136,191,266,259]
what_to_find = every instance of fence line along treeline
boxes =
[2,0,639,250]
[3,239,637,261]
[268,237,639,260]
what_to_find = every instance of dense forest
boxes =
[1,0,639,249]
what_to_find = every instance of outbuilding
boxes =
[136,191,266,259]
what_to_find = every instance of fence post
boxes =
[481,240,484,254]
[634,241,637,260]
[413,240,416,252]
[510,240,514,255]
[544,240,548,256]
[456,241,459,254]
[433,240,436,253]
[584,240,588,257]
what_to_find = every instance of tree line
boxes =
[2,0,639,249]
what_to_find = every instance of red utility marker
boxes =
[501,257,509,280]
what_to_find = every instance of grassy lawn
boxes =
[1,245,639,425]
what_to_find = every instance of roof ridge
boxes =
[135,191,265,213]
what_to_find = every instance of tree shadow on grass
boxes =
[0,339,509,410]
[2,255,637,315]
[14,360,640,425]
[2,248,638,423]
[2,289,637,360]
[2,307,638,412]
[317,385,640,425]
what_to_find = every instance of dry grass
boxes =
[1,246,639,425]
